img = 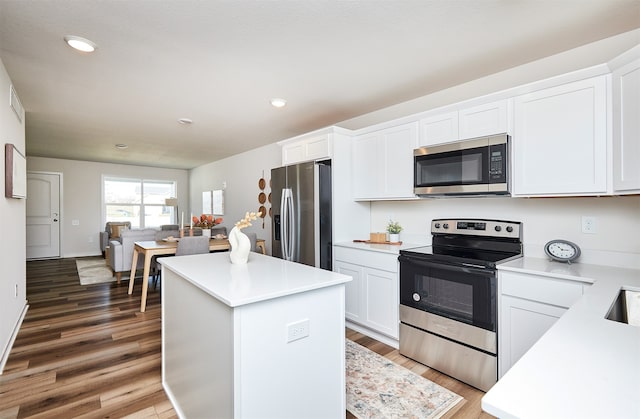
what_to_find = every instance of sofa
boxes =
[109,228,158,283]
[100,221,131,254]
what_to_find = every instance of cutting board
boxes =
[353,239,403,245]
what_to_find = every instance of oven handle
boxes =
[398,255,493,275]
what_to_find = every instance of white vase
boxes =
[229,226,251,264]
[202,229,211,238]
[389,233,400,243]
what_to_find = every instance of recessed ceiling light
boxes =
[270,98,287,108]
[115,144,128,150]
[64,36,97,53]
[178,118,193,125]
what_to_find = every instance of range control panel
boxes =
[431,218,521,239]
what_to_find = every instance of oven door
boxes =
[398,255,496,332]
[414,135,508,195]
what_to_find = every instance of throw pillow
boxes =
[110,223,129,239]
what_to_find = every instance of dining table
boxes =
[128,238,231,312]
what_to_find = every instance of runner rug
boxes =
[76,257,116,285]
[346,339,463,419]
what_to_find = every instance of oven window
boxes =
[416,148,487,187]
[399,257,496,331]
[419,275,473,322]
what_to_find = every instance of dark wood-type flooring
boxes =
[1,257,491,418]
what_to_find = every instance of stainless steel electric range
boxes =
[398,218,522,391]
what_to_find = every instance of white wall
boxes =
[27,156,189,258]
[189,143,281,254]
[0,58,27,372]
[371,196,640,268]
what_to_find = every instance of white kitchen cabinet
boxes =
[512,76,608,196]
[352,122,418,200]
[458,100,509,140]
[334,246,399,342]
[278,127,354,166]
[419,99,508,146]
[498,270,589,377]
[611,54,640,194]
[419,111,458,146]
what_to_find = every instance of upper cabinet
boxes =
[352,122,419,200]
[611,49,640,194]
[419,99,509,147]
[419,111,458,146]
[279,127,352,166]
[512,76,608,196]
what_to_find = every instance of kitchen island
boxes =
[160,251,351,419]
[483,258,640,418]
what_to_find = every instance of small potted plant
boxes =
[386,220,403,243]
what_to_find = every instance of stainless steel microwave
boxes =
[414,134,510,197]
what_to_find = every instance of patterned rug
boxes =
[76,257,116,285]
[346,339,463,419]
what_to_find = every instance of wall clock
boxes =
[544,239,581,264]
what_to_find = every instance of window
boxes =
[104,177,176,228]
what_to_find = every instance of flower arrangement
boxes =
[234,211,257,230]
[192,214,223,228]
[386,220,403,234]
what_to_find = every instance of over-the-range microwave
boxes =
[414,133,510,197]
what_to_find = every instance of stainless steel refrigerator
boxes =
[271,160,332,270]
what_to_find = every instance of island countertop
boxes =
[160,251,351,307]
[483,257,640,419]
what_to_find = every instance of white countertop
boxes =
[161,252,351,307]
[334,240,425,255]
[483,257,640,419]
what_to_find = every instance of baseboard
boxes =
[346,320,399,349]
[0,303,29,375]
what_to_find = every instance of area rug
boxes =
[346,339,463,419]
[76,257,116,285]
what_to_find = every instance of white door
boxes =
[26,172,61,259]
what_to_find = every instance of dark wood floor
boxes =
[1,257,491,418]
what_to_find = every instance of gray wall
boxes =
[189,143,281,255]
[0,57,26,371]
[27,156,189,257]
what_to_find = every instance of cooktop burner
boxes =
[400,218,523,268]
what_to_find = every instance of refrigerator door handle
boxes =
[286,189,295,261]
[281,188,294,260]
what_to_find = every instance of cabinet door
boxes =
[352,122,418,200]
[612,58,640,193]
[512,76,607,196]
[282,134,331,165]
[363,267,399,339]
[352,133,383,199]
[383,122,419,199]
[419,111,458,146]
[499,295,566,377]
[334,261,363,323]
[459,100,508,140]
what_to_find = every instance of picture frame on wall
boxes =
[5,143,26,199]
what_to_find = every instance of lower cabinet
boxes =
[498,270,590,377]
[334,246,399,341]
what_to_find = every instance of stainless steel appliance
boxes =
[398,218,522,391]
[414,134,510,197]
[271,160,332,270]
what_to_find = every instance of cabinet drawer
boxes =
[334,246,398,272]
[500,271,584,308]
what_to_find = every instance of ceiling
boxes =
[1,1,639,170]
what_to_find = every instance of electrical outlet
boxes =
[286,319,310,343]
[582,216,597,234]
[15,284,18,297]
